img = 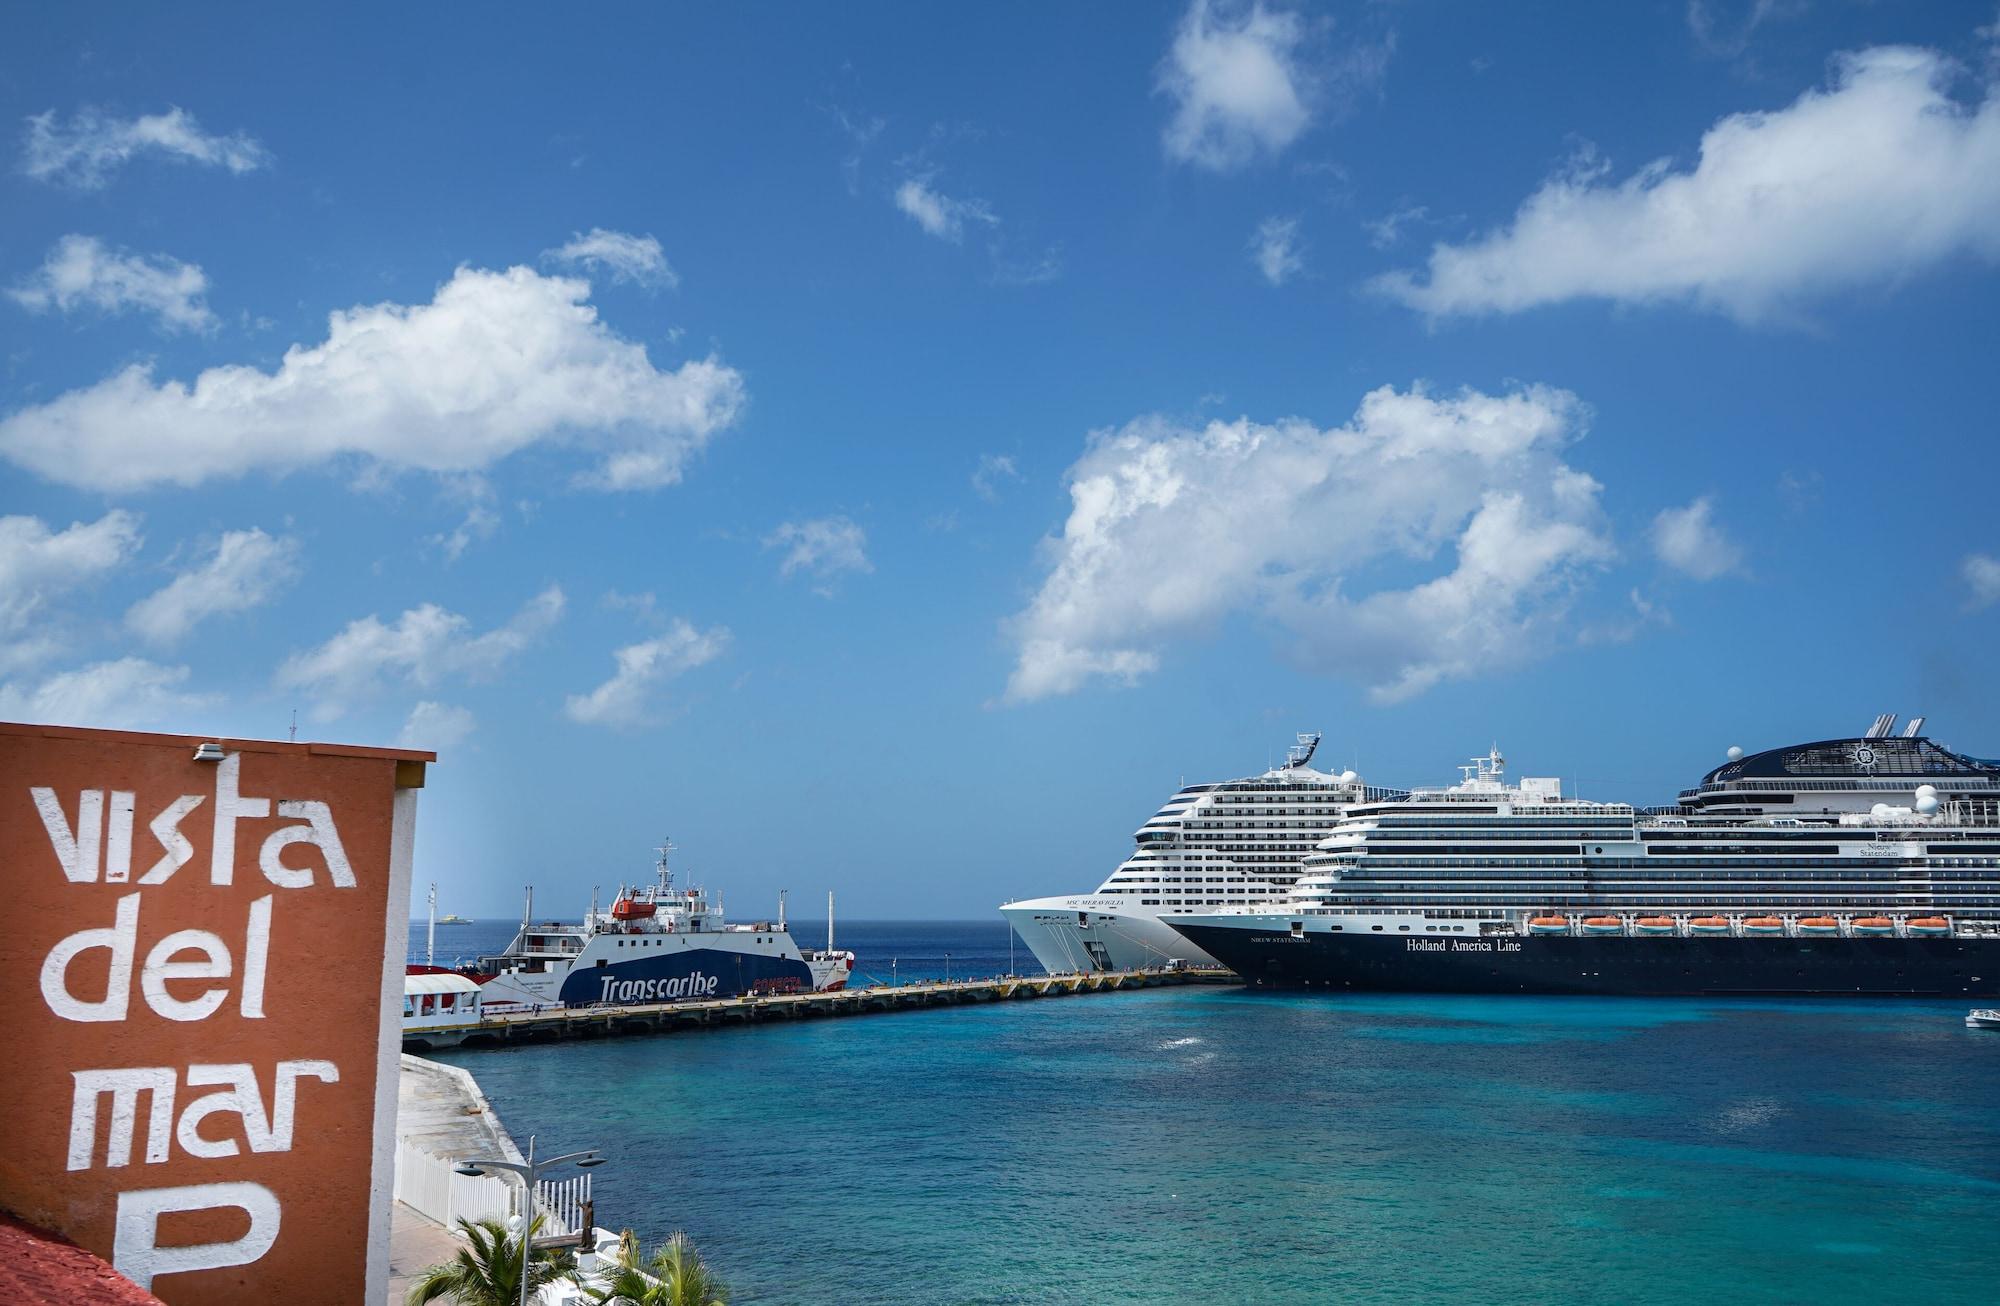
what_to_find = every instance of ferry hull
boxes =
[481,947,819,1007]
[1168,924,2000,997]
[559,949,816,1005]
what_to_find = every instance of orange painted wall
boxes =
[0,722,430,1304]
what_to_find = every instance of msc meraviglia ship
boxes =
[1166,716,2000,997]
[1001,734,1402,972]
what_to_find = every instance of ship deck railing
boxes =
[1508,912,1978,939]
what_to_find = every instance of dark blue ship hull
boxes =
[1169,924,2000,997]
[557,947,816,1006]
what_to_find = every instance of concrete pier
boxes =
[387,1056,523,1304]
[403,967,1237,1052]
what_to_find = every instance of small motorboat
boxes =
[1851,916,1894,936]
[1965,1009,2000,1030]
[1690,916,1732,935]
[1528,915,1571,935]
[1581,916,1624,935]
[1797,916,1840,936]
[1634,916,1677,935]
[1907,917,1952,936]
[1743,916,1785,935]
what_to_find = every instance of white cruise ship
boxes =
[1166,716,2000,996]
[1001,734,1395,972]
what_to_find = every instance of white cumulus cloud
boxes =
[397,701,477,751]
[125,528,301,647]
[23,106,269,189]
[1251,215,1304,285]
[0,657,210,730]
[765,516,872,585]
[1687,0,1803,59]
[1650,497,1743,580]
[277,585,564,717]
[1003,384,1614,705]
[565,620,730,728]
[0,265,745,493]
[1373,45,2000,322]
[1158,1,1311,169]
[429,502,501,563]
[544,228,678,290]
[894,177,998,242]
[10,235,217,332]
[0,510,143,666]
[1963,552,2000,610]
[973,453,1024,503]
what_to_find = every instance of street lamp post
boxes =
[454,1134,607,1306]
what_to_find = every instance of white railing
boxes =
[394,1139,588,1235]
[531,1175,590,1237]
[395,1138,516,1227]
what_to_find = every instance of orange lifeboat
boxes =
[1581,916,1623,935]
[1690,916,1731,935]
[1798,916,1839,935]
[610,896,657,921]
[1528,915,1571,935]
[1634,916,1676,935]
[1743,916,1784,934]
[1907,916,1951,935]
[1852,916,1894,936]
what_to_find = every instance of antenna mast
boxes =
[655,837,676,890]
[828,890,835,953]
[426,883,436,967]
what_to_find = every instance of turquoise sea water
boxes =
[433,927,2000,1305]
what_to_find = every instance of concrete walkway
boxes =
[385,1200,462,1306]
[390,1055,525,1304]
[397,1053,522,1163]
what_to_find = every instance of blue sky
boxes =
[5,2,2000,919]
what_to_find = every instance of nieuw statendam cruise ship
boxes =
[1166,716,2000,996]
[1002,734,1401,972]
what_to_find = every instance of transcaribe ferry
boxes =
[1165,716,2000,996]
[469,842,854,1006]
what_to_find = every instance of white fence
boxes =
[395,1138,516,1228]
[394,1139,587,1235]
[535,1174,591,1236]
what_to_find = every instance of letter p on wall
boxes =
[114,1182,281,1290]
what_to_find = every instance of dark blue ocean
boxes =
[419,921,2000,1304]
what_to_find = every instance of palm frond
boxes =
[579,1230,729,1306]
[404,1215,575,1306]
